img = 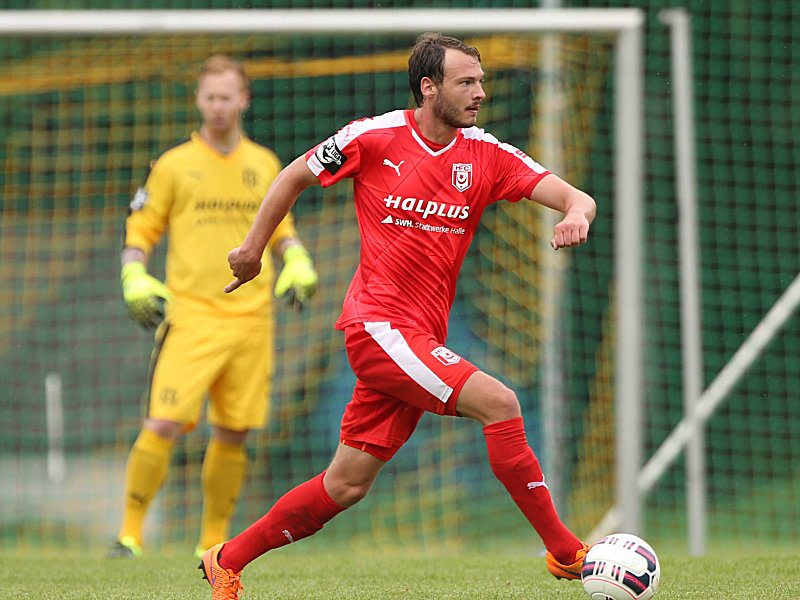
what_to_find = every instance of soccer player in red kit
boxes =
[200,33,596,599]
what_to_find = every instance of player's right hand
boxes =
[120,261,171,329]
[225,246,262,293]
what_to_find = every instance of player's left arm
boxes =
[528,173,596,250]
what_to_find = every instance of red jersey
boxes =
[305,109,549,342]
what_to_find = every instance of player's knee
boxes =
[143,418,183,441]
[325,443,384,507]
[457,372,522,425]
[327,478,373,508]
[482,386,522,424]
[211,425,249,446]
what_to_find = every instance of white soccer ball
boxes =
[581,533,661,600]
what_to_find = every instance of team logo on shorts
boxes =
[451,163,472,192]
[431,346,461,365]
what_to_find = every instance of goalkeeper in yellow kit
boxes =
[108,55,318,558]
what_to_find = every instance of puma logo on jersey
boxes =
[382,158,404,176]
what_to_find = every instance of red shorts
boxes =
[339,321,478,461]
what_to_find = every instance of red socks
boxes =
[483,416,583,564]
[219,472,344,573]
[219,419,581,571]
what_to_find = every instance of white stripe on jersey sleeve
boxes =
[307,153,325,176]
[306,109,407,176]
[335,109,407,149]
[461,127,547,173]
[364,321,453,404]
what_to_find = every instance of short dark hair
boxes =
[408,33,481,107]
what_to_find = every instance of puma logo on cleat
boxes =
[383,158,404,176]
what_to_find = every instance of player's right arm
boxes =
[225,155,319,293]
[121,158,173,328]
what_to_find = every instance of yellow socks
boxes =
[117,429,174,546]
[117,432,247,553]
[198,439,247,552]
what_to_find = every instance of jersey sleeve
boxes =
[124,156,174,255]
[304,121,364,187]
[488,139,550,204]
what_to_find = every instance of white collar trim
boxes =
[410,127,459,156]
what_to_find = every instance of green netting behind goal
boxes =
[1,0,797,557]
[0,29,616,554]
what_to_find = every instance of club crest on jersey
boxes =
[242,168,258,188]
[451,163,472,192]
[315,137,347,175]
[431,347,461,366]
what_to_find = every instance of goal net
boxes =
[1,7,796,556]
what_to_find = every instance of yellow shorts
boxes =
[146,317,274,431]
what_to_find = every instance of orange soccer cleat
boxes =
[546,542,590,580]
[198,543,244,599]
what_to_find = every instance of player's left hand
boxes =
[274,245,318,311]
[550,212,591,250]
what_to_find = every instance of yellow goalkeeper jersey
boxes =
[125,132,298,322]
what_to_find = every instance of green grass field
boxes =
[5,548,800,599]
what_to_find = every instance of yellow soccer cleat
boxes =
[546,542,590,580]
[198,543,244,600]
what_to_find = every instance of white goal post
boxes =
[1,7,646,535]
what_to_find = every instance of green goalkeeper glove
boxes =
[121,261,171,329]
[274,245,318,311]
